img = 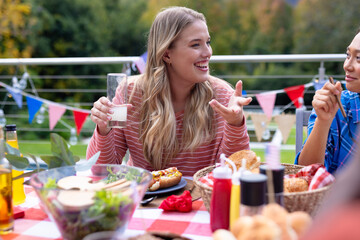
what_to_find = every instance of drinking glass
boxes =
[0,161,13,234]
[107,73,128,128]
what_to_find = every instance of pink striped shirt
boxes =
[86,76,250,176]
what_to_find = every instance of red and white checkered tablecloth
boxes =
[1,186,212,240]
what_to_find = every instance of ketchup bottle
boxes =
[210,154,232,232]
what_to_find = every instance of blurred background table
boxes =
[1,183,212,240]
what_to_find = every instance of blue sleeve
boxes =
[294,109,340,172]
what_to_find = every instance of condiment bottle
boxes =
[229,168,241,228]
[229,158,252,227]
[259,164,285,206]
[240,174,267,216]
[0,126,14,234]
[5,124,26,205]
[210,154,232,232]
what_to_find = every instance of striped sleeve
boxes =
[86,127,127,164]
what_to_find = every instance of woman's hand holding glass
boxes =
[90,97,114,136]
[209,80,252,126]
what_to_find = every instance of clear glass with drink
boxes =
[107,73,128,128]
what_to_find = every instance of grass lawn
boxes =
[19,141,88,158]
[253,149,295,164]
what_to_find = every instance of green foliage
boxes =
[6,133,81,179]
[293,0,360,54]
[0,0,33,69]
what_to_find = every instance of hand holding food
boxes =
[148,167,182,191]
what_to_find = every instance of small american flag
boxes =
[265,143,280,169]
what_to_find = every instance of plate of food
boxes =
[145,167,187,196]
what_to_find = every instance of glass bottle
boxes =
[5,124,26,205]
[0,126,14,234]
[240,174,267,217]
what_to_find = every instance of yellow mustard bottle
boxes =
[229,171,241,228]
[5,124,26,205]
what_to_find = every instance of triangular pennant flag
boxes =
[73,110,89,135]
[284,85,305,108]
[26,96,43,123]
[274,113,296,144]
[48,104,66,130]
[249,112,270,142]
[244,111,249,121]
[5,86,23,108]
[256,92,276,120]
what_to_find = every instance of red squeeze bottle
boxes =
[210,154,232,232]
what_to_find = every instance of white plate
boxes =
[145,178,187,196]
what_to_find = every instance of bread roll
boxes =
[231,215,281,240]
[288,211,312,237]
[262,203,297,240]
[213,229,237,240]
[284,178,308,193]
[227,150,261,171]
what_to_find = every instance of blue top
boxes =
[295,90,359,174]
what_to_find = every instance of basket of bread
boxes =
[193,150,334,216]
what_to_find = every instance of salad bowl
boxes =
[29,164,152,240]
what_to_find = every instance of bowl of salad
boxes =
[29,164,152,240]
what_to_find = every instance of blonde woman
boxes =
[87,6,252,176]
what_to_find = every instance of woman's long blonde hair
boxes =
[135,7,215,169]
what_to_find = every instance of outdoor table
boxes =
[1,183,213,240]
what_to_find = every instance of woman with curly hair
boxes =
[87,6,252,176]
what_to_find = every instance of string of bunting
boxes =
[0,81,90,135]
[244,82,314,143]
[0,74,316,141]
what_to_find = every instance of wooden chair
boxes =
[295,108,312,155]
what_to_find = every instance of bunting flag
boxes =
[284,85,305,108]
[256,92,276,120]
[273,113,296,144]
[249,112,271,142]
[5,86,23,108]
[134,52,147,74]
[244,111,249,121]
[48,104,66,130]
[314,79,327,90]
[26,96,43,123]
[73,110,89,135]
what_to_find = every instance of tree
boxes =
[28,0,149,103]
[293,0,359,54]
[293,0,360,75]
[0,0,32,73]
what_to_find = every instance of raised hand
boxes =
[312,81,343,122]
[209,80,252,126]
